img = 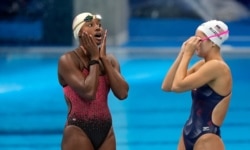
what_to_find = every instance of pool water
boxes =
[0,52,249,150]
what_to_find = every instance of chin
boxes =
[96,42,101,46]
[95,40,101,46]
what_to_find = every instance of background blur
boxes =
[0,0,250,150]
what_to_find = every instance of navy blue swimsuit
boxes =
[183,84,229,150]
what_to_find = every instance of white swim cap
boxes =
[197,20,229,47]
[72,12,102,40]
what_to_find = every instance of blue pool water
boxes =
[0,50,250,150]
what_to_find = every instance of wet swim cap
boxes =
[72,12,92,40]
[72,12,102,40]
[197,20,229,47]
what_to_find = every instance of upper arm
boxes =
[58,54,86,90]
[105,54,129,100]
[172,60,221,92]
[107,54,120,72]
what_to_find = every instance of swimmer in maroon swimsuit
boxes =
[58,12,129,150]
[162,20,232,150]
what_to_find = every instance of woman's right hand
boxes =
[183,36,201,56]
[79,32,99,60]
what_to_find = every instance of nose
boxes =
[94,24,101,31]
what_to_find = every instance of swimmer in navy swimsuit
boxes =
[183,84,230,150]
[162,20,232,150]
[58,12,129,150]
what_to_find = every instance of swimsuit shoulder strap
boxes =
[73,49,87,71]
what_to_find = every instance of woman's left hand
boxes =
[100,30,107,59]
[184,36,201,56]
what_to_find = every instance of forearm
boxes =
[101,57,129,100]
[172,52,192,91]
[162,51,184,91]
[81,64,100,100]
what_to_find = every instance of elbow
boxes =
[116,86,129,100]
[171,83,185,93]
[162,82,186,93]
[171,87,182,93]
[117,94,128,100]
[118,84,129,100]
[161,84,172,92]
[161,86,172,92]
[117,90,128,100]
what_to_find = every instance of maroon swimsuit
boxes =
[63,69,111,149]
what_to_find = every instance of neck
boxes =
[77,46,89,58]
[204,47,222,61]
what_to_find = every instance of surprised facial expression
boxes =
[80,15,104,46]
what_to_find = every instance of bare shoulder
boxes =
[206,59,231,73]
[207,60,232,95]
[107,53,117,61]
[59,51,73,63]
[107,53,119,65]
[206,59,227,65]
[58,51,80,70]
[57,50,80,78]
[202,59,226,69]
[57,51,75,85]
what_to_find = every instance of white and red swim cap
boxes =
[197,20,229,47]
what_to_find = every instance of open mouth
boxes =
[94,33,102,41]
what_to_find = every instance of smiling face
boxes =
[79,15,104,45]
